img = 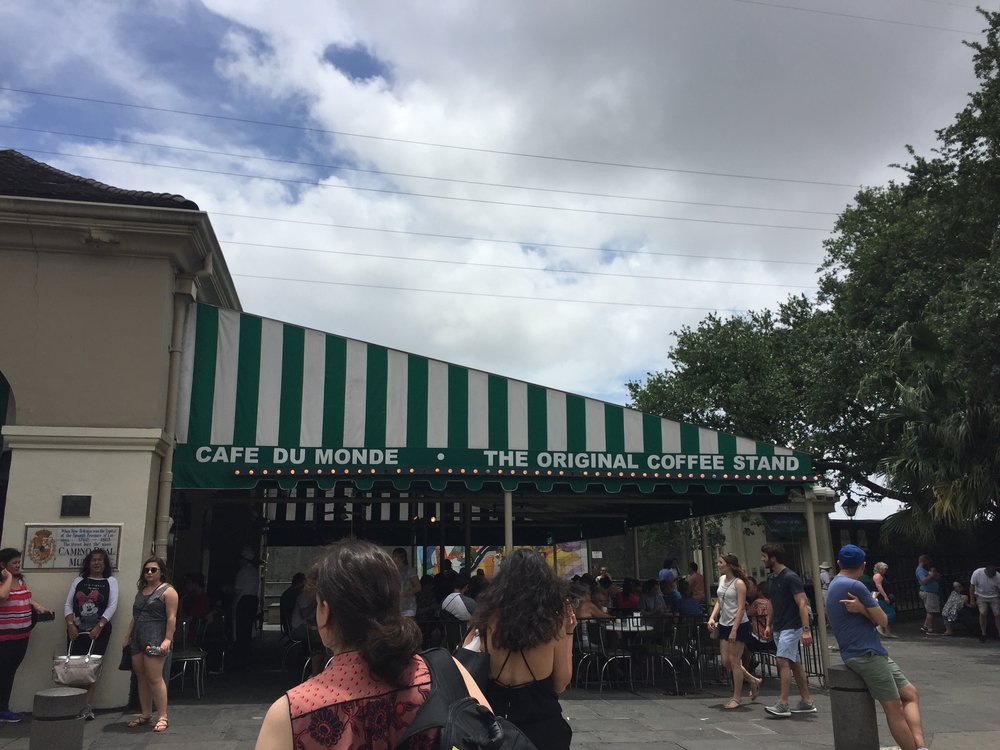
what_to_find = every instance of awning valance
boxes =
[172,304,814,494]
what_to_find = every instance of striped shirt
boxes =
[0,582,33,641]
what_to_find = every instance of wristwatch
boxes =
[802,626,811,632]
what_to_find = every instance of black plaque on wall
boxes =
[60,495,92,517]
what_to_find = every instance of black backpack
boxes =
[398,648,538,750]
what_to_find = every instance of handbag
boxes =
[118,645,132,671]
[52,635,104,687]
[453,628,490,688]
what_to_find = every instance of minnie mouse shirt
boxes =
[64,576,119,630]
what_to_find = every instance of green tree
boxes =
[629,9,1000,535]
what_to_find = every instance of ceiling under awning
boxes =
[172,304,815,535]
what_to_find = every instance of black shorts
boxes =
[68,623,112,656]
[717,621,752,644]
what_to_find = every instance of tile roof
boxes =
[0,149,199,210]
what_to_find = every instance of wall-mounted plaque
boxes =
[22,524,122,570]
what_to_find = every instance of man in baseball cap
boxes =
[825,545,928,750]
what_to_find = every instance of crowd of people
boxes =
[2,536,991,748]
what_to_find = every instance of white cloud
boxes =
[0,0,984,412]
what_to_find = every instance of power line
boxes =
[6,147,834,231]
[0,86,861,188]
[231,272,753,313]
[210,211,825,267]
[0,125,840,217]
[221,239,819,289]
[724,0,984,34]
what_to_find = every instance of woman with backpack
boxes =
[255,539,487,749]
[467,549,575,750]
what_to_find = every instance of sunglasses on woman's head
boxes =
[144,567,160,574]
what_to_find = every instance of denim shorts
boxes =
[773,628,803,662]
[845,653,910,702]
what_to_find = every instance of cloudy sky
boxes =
[0,0,988,447]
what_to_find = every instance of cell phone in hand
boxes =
[35,611,55,622]
[145,644,165,656]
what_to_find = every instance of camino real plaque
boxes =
[22,524,122,570]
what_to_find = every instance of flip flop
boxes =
[749,677,762,701]
[723,699,742,710]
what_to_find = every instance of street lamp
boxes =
[841,496,860,518]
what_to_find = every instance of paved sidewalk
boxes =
[0,619,995,749]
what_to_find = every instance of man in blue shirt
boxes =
[914,554,941,634]
[827,545,928,750]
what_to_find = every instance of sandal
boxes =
[127,715,151,728]
[153,716,169,733]
[749,677,762,701]
[723,699,742,710]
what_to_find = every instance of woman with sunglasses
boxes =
[122,557,177,733]
[63,548,118,720]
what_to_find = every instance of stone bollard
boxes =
[828,664,879,750]
[29,687,87,750]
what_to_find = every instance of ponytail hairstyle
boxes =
[720,553,748,586]
[310,539,421,686]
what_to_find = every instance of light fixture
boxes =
[842,496,860,518]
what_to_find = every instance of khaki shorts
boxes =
[919,590,940,614]
[845,653,911,702]
[977,598,1000,615]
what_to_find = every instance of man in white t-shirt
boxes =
[441,573,477,622]
[969,564,1000,643]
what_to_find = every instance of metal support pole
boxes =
[631,527,640,578]
[504,491,513,553]
[463,499,473,571]
[803,489,831,679]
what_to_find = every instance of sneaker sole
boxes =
[791,708,818,713]
[764,709,791,717]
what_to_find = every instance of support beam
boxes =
[504,490,513,553]
[802,489,831,678]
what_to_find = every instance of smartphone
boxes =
[145,645,165,656]
[35,611,55,622]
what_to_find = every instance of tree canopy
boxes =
[628,10,1000,540]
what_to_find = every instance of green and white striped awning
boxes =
[173,304,814,494]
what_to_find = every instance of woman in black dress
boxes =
[469,550,575,750]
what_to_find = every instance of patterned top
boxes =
[286,650,436,750]
[0,579,33,642]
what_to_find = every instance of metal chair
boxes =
[573,618,608,688]
[169,620,207,699]
[648,616,694,694]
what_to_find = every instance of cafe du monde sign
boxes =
[174,443,811,488]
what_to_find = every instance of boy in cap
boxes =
[826,544,928,750]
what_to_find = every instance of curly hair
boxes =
[471,549,567,651]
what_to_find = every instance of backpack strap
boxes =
[396,648,468,746]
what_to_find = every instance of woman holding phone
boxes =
[122,556,177,733]
[0,548,55,723]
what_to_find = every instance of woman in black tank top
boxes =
[469,550,574,750]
